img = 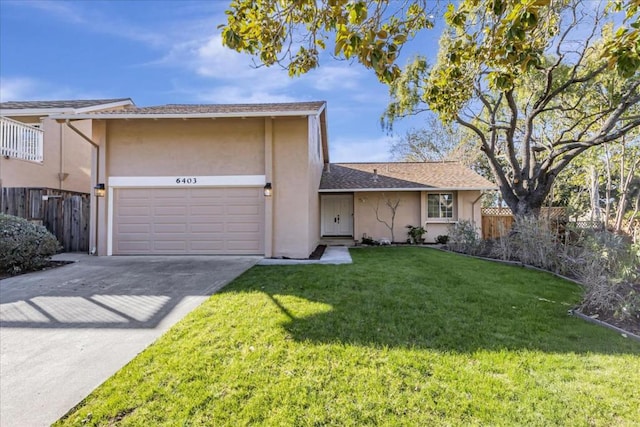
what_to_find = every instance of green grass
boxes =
[56,248,640,426]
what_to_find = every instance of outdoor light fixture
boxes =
[94,183,106,197]
[263,182,273,197]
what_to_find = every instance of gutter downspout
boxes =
[64,119,100,255]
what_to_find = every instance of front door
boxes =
[321,194,353,236]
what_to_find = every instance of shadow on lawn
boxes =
[221,248,640,355]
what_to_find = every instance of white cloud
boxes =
[308,65,362,91]
[10,0,168,47]
[191,86,298,104]
[330,135,395,163]
[0,77,39,102]
[0,76,110,102]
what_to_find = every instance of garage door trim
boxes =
[107,175,266,255]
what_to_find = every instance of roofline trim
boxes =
[319,187,498,192]
[51,106,326,121]
[0,99,134,117]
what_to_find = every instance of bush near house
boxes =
[0,214,61,275]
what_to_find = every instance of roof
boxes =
[50,101,327,120]
[320,162,497,191]
[0,98,134,116]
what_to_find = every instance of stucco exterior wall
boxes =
[353,191,421,243]
[92,116,318,258]
[106,118,265,176]
[272,117,314,258]
[0,117,91,193]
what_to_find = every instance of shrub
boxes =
[447,220,483,255]
[435,235,449,244]
[405,225,426,244]
[361,236,380,246]
[490,217,639,322]
[0,214,61,275]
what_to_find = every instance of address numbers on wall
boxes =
[175,177,198,184]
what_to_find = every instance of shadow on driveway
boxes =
[0,254,259,427]
[0,254,259,329]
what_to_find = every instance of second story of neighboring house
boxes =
[0,98,134,193]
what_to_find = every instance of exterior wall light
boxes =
[94,183,106,197]
[264,182,273,197]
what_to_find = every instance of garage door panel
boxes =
[190,223,224,233]
[117,241,151,252]
[114,187,264,255]
[190,205,225,215]
[118,224,151,233]
[227,222,260,232]
[227,205,261,215]
[155,206,188,216]
[154,224,187,233]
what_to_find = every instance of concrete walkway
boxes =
[0,254,259,427]
[258,246,353,265]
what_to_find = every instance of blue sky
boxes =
[0,0,443,162]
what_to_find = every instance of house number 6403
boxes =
[176,177,197,184]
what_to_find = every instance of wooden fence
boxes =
[1,187,90,252]
[481,207,567,240]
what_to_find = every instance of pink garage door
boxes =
[113,187,264,255]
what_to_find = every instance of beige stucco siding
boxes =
[353,191,421,243]
[0,117,91,193]
[272,117,314,258]
[106,119,265,176]
[92,116,320,258]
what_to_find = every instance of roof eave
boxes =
[318,187,498,192]
[51,107,325,121]
[0,99,134,117]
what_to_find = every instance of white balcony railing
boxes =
[1,116,44,163]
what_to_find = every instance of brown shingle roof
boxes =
[0,98,132,110]
[81,101,326,115]
[320,162,496,191]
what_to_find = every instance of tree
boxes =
[390,113,465,161]
[374,195,400,242]
[221,0,640,217]
[389,112,493,178]
[221,0,435,82]
[385,0,640,217]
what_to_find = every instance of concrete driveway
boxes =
[0,254,259,427]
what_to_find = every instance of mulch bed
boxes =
[0,260,74,280]
[309,244,327,260]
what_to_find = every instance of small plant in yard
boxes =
[406,224,426,244]
[361,235,380,246]
[0,214,61,275]
[435,234,449,244]
[446,220,483,255]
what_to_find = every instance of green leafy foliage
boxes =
[220,0,434,82]
[0,214,61,275]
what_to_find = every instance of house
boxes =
[0,98,133,193]
[320,162,496,243]
[54,101,495,258]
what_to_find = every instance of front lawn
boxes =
[57,247,640,426]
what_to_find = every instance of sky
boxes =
[0,0,444,162]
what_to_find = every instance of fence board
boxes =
[481,207,567,240]
[1,187,90,252]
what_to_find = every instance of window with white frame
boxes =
[427,193,454,219]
